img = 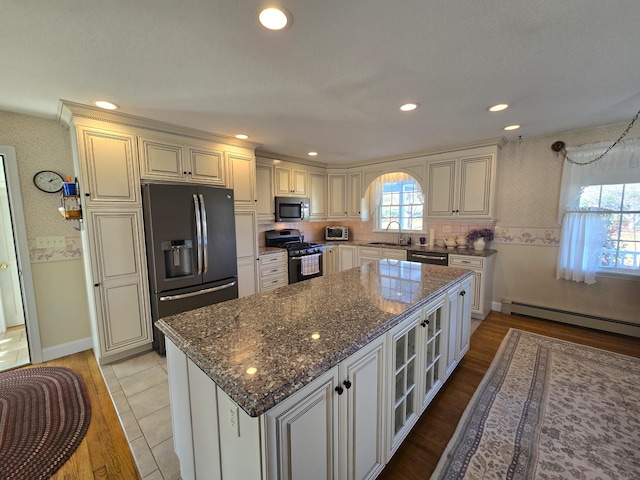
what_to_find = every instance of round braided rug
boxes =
[0,366,91,479]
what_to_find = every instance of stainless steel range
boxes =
[265,229,323,284]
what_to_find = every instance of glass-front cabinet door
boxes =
[420,295,446,411]
[387,312,421,456]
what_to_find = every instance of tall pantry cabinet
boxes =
[60,102,259,364]
[62,114,152,365]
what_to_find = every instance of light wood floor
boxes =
[21,349,140,480]
[378,311,640,479]
[13,312,640,479]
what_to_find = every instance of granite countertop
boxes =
[318,240,497,258]
[156,261,472,417]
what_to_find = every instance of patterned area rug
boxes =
[431,329,640,479]
[0,366,91,479]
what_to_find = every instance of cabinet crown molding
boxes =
[58,100,261,150]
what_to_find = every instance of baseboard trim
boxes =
[501,299,640,338]
[41,337,94,362]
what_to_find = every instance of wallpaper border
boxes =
[29,237,83,263]
[494,226,561,246]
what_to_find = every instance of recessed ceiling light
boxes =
[308,152,318,156]
[258,6,291,30]
[94,100,119,110]
[503,124,521,131]
[235,134,249,140]
[400,103,419,112]
[487,103,509,112]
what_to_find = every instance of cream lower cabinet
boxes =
[449,254,495,319]
[338,245,359,271]
[267,337,386,480]
[323,246,338,276]
[359,246,406,266]
[167,335,385,480]
[445,276,473,378]
[235,210,259,297]
[84,208,152,363]
[259,250,288,292]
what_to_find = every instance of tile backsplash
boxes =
[257,220,496,246]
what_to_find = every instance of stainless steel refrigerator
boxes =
[142,183,239,353]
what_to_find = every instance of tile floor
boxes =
[100,318,483,480]
[100,351,180,480]
[0,325,29,372]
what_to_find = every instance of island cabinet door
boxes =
[337,337,386,480]
[265,366,340,480]
[418,294,447,412]
[386,312,422,457]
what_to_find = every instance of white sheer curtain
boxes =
[556,138,640,284]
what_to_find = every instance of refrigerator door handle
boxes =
[199,194,209,274]
[159,280,237,301]
[193,194,203,275]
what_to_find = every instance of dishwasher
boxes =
[407,250,449,265]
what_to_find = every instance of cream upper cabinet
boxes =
[187,142,226,186]
[426,154,496,219]
[256,164,275,221]
[138,134,185,181]
[85,209,152,360]
[347,172,362,219]
[76,126,140,206]
[275,166,307,196]
[308,172,328,220]
[328,173,347,219]
[226,151,256,208]
[139,134,228,187]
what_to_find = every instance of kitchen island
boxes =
[157,260,473,480]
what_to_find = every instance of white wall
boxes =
[0,110,92,350]
[494,121,640,326]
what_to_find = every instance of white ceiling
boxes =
[2,1,639,165]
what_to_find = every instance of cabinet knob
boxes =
[420,319,429,327]
[183,171,187,175]
[343,379,352,389]
[460,290,466,296]
[335,385,344,395]
[94,283,100,287]
[85,193,90,197]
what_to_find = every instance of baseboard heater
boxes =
[501,299,640,338]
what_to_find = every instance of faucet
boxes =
[385,220,402,244]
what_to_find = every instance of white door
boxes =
[0,147,41,369]
[0,187,24,330]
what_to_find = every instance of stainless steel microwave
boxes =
[275,197,309,222]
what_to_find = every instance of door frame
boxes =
[0,146,42,363]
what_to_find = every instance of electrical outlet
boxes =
[36,236,66,249]
[229,403,240,437]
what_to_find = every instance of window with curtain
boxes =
[557,138,640,284]
[366,172,424,231]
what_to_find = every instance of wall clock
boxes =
[33,170,64,193]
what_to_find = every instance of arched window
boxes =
[366,172,424,231]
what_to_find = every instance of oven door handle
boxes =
[290,254,322,261]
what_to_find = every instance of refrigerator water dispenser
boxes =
[161,240,193,278]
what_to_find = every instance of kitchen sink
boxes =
[367,242,399,246]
